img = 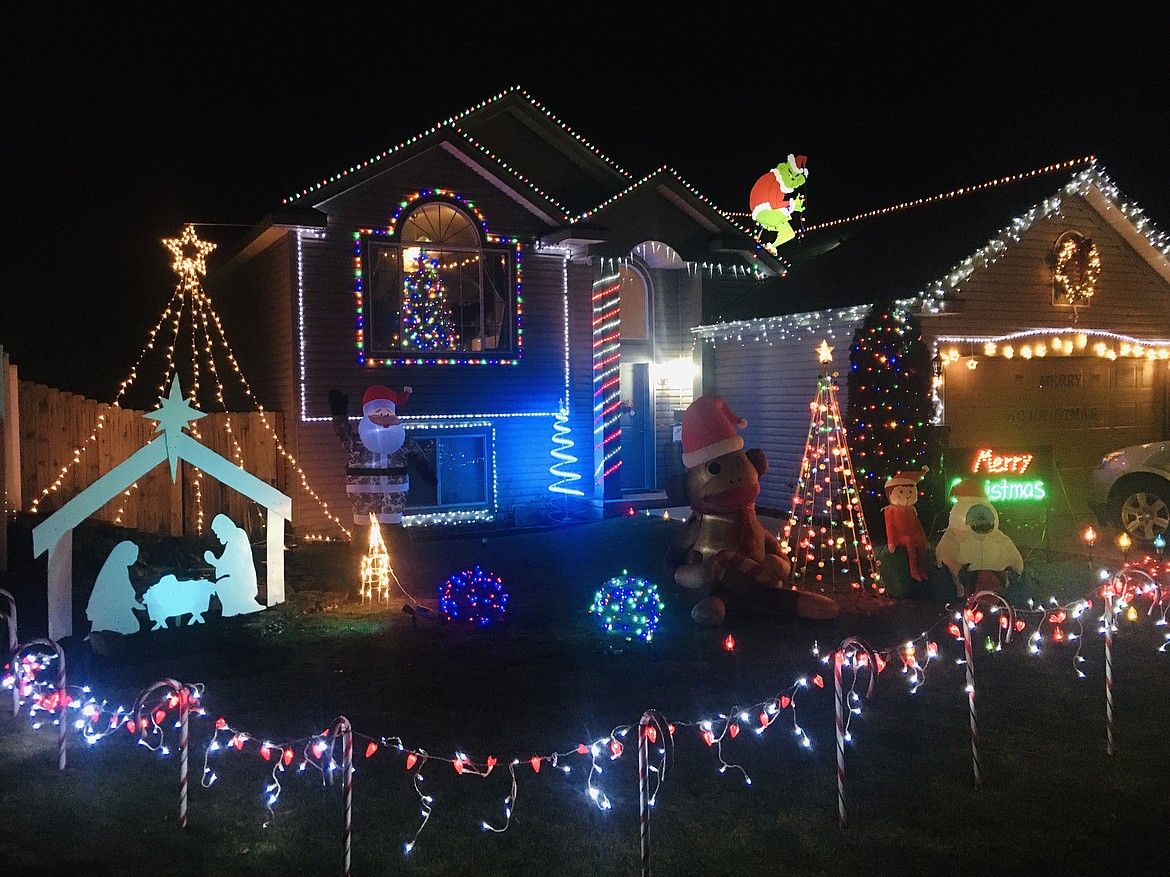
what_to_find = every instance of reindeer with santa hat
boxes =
[329,385,436,526]
[665,394,839,625]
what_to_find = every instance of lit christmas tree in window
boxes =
[401,251,458,350]
[845,302,933,537]
[782,340,881,597]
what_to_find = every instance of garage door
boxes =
[940,354,1168,515]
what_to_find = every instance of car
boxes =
[1088,439,1170,545]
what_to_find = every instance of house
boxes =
[208,87,783,537]
[693,157,1170,535]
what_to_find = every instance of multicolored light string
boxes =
[590,574,664,643]
[1,557,1166,867]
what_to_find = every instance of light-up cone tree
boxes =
[782,340,881,597]
[401,252,458,350]
[845,302,933,540]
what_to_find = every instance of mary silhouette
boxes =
[204,514,263,617]
[87,540,145,635]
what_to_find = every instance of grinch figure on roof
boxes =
[749,153,809,253]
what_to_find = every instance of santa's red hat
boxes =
[681,395,747,469]
[885,466,929,490]
[362,385,412,414]
[788,154,809,177]
[948,478,987,501]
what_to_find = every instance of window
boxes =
[363,200,516,359]
[404,428,492,513]
[618,264,648,340]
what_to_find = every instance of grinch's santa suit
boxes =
[882,468,930,581]
[749,153,809,224]
[331,385,434,525]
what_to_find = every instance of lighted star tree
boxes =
[782,340,881,597]
[845,302,933,538]
[401,252,458,350]
[29,223,352,541]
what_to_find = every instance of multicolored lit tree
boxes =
[782,340,881,597]
[401,253,458,350]
[845,302,933,538]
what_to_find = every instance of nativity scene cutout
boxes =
[32,375,291,641]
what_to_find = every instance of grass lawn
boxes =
[1,513,1167,876]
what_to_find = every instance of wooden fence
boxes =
[8,375,285,538]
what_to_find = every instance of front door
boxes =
[619,362,652,492]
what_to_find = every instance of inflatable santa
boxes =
[329,385,436,525]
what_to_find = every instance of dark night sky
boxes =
[3,14,1168,402]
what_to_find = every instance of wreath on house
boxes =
[1053,232,1100,310]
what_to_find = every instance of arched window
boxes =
[363,200,515,358]
[618,264,648,340]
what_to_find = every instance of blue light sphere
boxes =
[437,565,508,625]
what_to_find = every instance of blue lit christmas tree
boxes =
[401,252,458,350]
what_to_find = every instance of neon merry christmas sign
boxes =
[955,446,1049,503]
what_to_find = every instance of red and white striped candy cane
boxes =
[134,679,191,827]
[1104,586,1115,756]
[179,686,190,827]
[14,638,67,770]
[637,709,670,877]
[961,606,980,788]
[834,637,877,829]
[0,589,19,716]
[329,716,354,877]
[961,590,1015,789]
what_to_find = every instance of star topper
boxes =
[145,374,206,480]
[162,224,217,278]
[816,339,834,363]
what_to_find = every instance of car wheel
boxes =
[1111,476,1170,544]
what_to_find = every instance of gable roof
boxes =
[280,87,631,223]
[538,166,785,275]
[32,431,292,558]
[32,378,293,557]
[704,157,1170,324]
[219,87,780,277]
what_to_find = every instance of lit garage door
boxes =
[939,355,1168,513]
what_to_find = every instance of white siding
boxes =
[707,311,866,512]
